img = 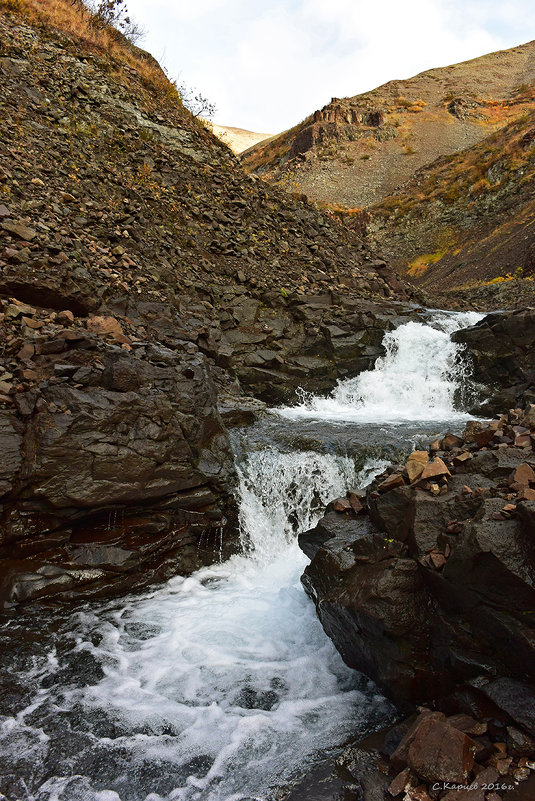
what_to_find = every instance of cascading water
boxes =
[0,449,392,801]
[0,309,483,801]
[280,310,483,423]
[237,447,360,560]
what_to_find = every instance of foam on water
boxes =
[0,453,392,801]
[278,310,484,423]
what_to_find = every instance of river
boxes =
[0,310,482,801]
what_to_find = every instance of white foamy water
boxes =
[279,311,483,423]
[0,452,391,801]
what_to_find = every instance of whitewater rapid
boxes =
[279,310,483,423]
[0,450,393,801]
[0,309,483,801]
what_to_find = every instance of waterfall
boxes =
[279,310,483,423]
[236,448,360,561]
[0,448,391,801]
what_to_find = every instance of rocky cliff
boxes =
[300,409,535,799]
[301,410,535,707]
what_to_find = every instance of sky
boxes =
[126,0,535,134]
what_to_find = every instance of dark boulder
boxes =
[301,412,535,707]
[452,309,535,413]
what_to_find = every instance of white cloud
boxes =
[126,0,535,132]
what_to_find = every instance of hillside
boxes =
[241,41,535,209]
[1,2,390,308]
[207,122,273,154]
[367,109,535,307]
[0,0,412,604]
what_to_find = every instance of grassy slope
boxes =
[367,109,535,307]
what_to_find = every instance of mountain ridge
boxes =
[242,38,535,209]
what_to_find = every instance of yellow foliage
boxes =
[408,250,447,277]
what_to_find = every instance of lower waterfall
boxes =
[0,449,392,801]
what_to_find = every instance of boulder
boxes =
[420,457,451,481]
[406,451,428,482]
[480,679,535,737]
[404,718,475,783]
[452,310,535,413]
[302,522,436,706]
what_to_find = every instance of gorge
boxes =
[2,3,535,800]
[1,310,504,801]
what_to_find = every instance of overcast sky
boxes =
[127,0,535,134]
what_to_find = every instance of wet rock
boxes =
[452,310,535,413]
[348,491,365,515]
[391,712,447,769]
[333,497,353,513]
[377,472,406,493]
[441,433,464,451]
[303,410,535,706]
[388,767,414,797]
[507,726,535,757]
[0,346,239,605]
[480,679,535,737]
[302,523,432,705]
[217,394,267,427]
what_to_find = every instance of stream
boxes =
[0,310,482,801]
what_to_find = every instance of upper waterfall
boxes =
[279,310,483,423]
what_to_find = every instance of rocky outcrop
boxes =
[301,409,535,708]
[0,280,427,605]
[0,298,238,605]
[212,289,421,403]
[452,309,535,413]
[288,101,385,160]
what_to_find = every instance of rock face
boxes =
[301,409,535,708]
[0,309,238,605]
[452,309,535,413]
[213,292,422,403]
